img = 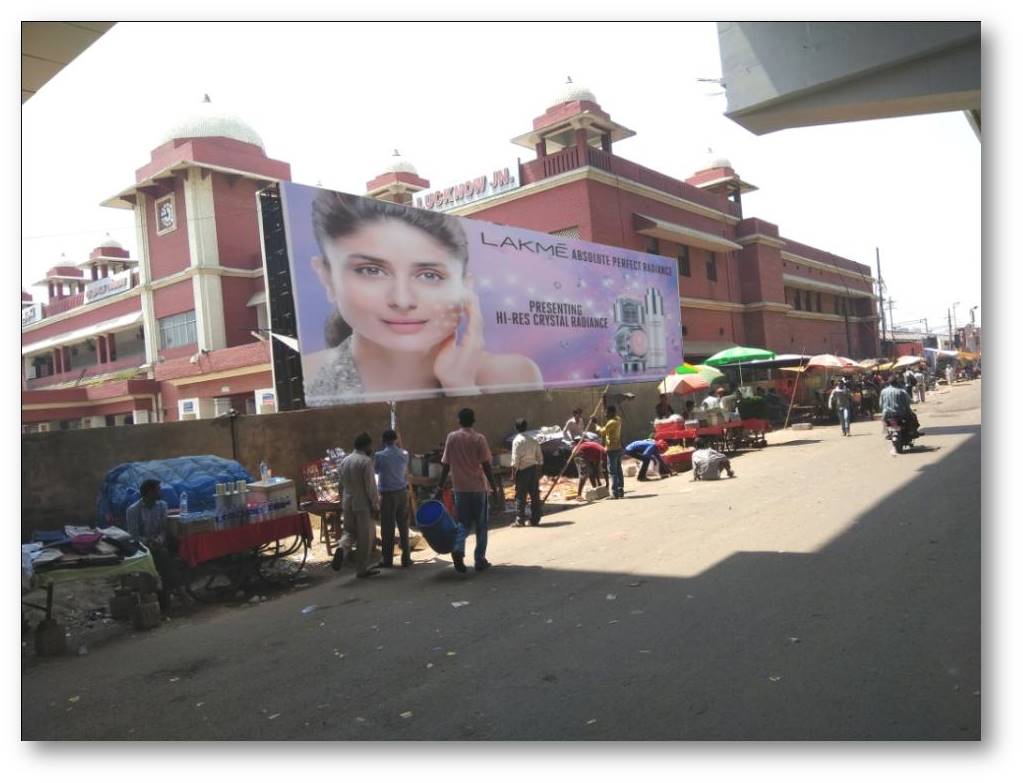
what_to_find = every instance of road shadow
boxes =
[23,434,981,741]
[533,520,576,528]
[768,439,821,447]
[920,424,982,436]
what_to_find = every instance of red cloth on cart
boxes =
[178,513,313,567]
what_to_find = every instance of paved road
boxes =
[22,381,981,740]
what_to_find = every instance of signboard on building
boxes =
[84,269,133,304]
[272,182,683,407]
[413,164,520,211]
[22,302,43,327]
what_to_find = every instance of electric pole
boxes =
[887,299,895,338]
[948,308,953,347]
[876,248,886,344]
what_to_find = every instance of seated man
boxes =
[125,479,185,611]
[879,376,923,437]
[573,437,607,501]
[624,439,672,481]
[691,437,735,481]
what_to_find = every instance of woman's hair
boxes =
[311,191,470,348]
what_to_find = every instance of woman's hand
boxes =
[433,288,485,394]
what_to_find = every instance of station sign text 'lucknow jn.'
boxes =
[414,164,520,211]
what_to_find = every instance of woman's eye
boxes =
[354,265,387,277]
[417,269,445,282]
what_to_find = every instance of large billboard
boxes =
[277,182,683,407]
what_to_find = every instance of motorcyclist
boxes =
[879,376,922,438]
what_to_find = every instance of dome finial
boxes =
[392,148,401,157]
[203,93,211,103]
[566,76,573,84]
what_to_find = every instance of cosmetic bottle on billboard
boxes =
[613,297,649,374]
[643,286,667,370]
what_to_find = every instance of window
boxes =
[159,310,197,349]
[677,246,691,277]
[646,237,660,255]
[816,293,822,312]
[794,290,802,311]
[681,325,688,336]
[706,252,718,282]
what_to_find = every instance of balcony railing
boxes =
[36,272,140,322]
[25,353,146,390]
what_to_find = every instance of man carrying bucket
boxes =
[435,408,501,573]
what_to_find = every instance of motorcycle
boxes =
[884,416,916,454]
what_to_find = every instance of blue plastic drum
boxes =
[415,500,459,554]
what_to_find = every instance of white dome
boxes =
[709,156,733,170]
[550,78,597,107]
[161,96,264,150]
[385,150,418,175]
[95,235,123,250]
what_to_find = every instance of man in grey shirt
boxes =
[333,432,381,578]
[125,479,181,612]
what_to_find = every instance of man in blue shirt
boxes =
[624,439,672,481]
[374,430,412,568]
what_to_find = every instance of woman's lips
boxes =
[381,318,429,335]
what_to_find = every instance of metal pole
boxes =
[783,349,807,430]
[948,309,953,347]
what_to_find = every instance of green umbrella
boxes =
[704,346,777,367]
[674,363,699,375]
[704,346,776,387]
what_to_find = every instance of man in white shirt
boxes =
[563,408,585,441]
[701,389,723,411]
[692,438,736,481]
[913,369,926,403]
[511,417,544,527]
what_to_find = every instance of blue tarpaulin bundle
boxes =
[97,455,253,524]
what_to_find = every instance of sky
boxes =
[21,21,981,335]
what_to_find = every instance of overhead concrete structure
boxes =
[716,22,981,137]
[22,22,114,103]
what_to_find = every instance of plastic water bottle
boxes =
[260,459,270,483]
[179,491,189,516]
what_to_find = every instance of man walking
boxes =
[435,408,501,573]
[374,429,412,568]
[914,367,926,403]
[590,405,624,499]
[510,418,544,527]
[828,379,854,437]
[333,432,380,578]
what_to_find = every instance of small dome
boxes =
[161,95,264,150]
[95,234,123,250]
[385,149,418,175]
[550,77,597,107]
[709,156,733,170]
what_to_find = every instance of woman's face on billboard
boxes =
[317,219,466,353]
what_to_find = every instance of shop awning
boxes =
[633,214,743,253]
[22,311,142,356]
